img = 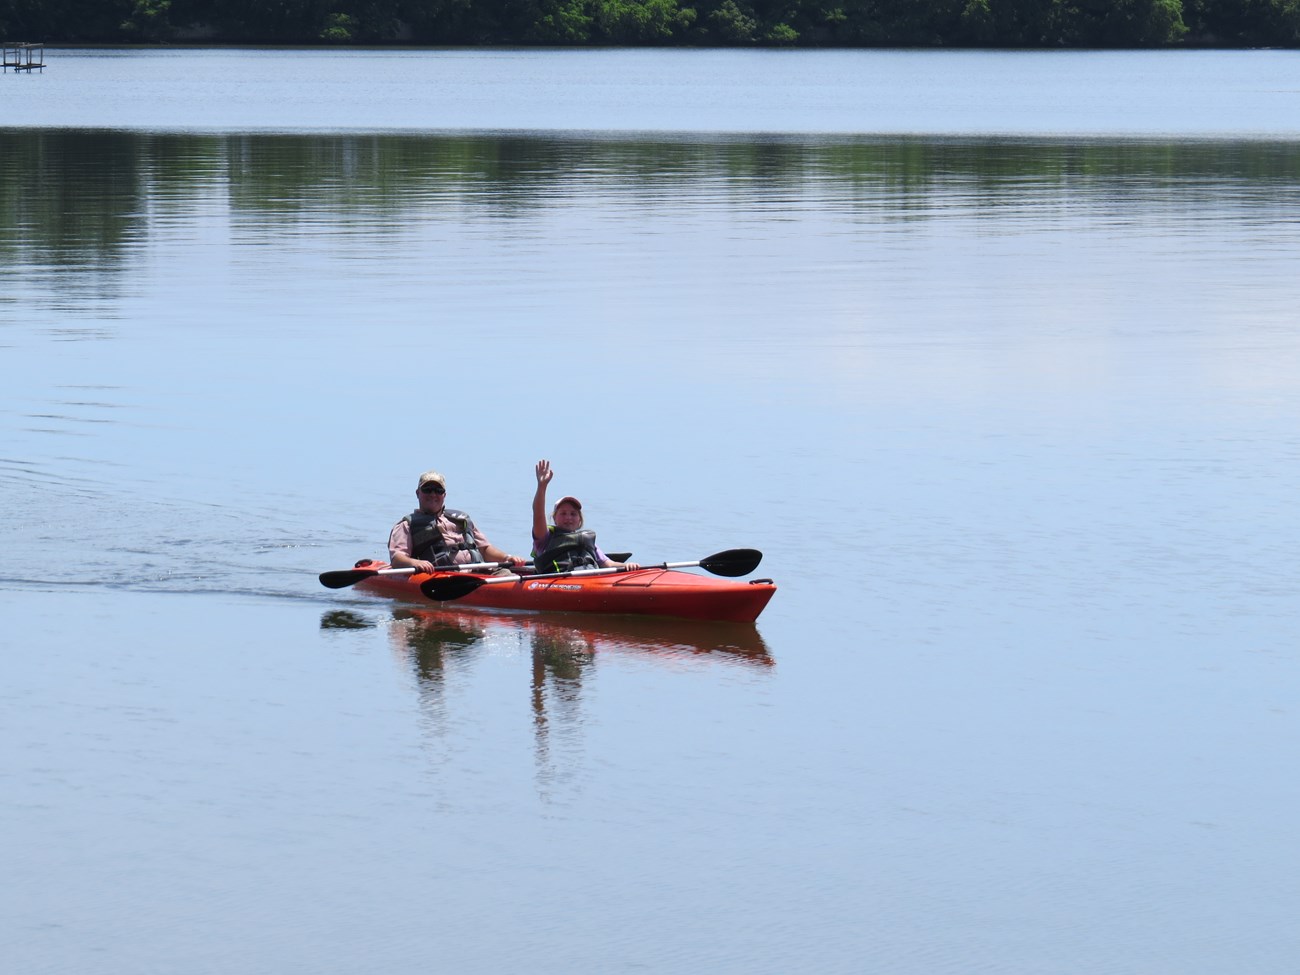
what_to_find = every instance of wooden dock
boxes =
[3,42,45,73]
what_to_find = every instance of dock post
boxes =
[3,42,46,73]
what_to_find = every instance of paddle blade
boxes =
[319,568,376,589]
[699,548,763,577]
[420,575,487,601]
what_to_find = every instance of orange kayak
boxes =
[346,559,777,623]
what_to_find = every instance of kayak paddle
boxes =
[320,559,521,589]
[420,548,762,602]
[320,566,417,589]
[320,553,632,590]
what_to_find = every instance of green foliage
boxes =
[955,0,1069,44]
[396,0,490,44]
[593,0,694,41]
[121,0,174,39]
[706,0,759,40]
[1272,0,1300,40]
[529,0,594,41]
[4,0,136,40]
[1184,0,1300,42]
[320,11,357,38]
[0,0,1293,44]
[1073,0,1188,44]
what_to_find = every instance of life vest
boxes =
[533,528,600,573]
[405,509,482,567]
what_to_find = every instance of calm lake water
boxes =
[4,49,1300,974]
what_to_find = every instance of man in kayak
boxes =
[389,470,526,574]
[531,459,640,573]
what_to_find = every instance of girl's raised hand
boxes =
[535,459,554,486]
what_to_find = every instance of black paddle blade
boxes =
[420,575,487,601]
[699,548,763,577]
[319,568,376,589]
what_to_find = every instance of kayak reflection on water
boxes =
[394,611,488,692]
[324,606,772,792]
[321,606,772,702]
[384,606,773,795]
[390,606,773,669]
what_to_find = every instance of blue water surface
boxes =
[2,50,1300,975]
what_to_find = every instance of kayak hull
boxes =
[350,560,776,623]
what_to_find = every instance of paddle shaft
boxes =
[469,555,742,586]
[321,552,632,590]
[521,560,697,582]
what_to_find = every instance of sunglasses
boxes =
[419,483,446,495]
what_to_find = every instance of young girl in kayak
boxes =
[531,459,640,574]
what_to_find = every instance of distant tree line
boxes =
[3,0,1298,47]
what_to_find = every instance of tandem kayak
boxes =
[335,558,777,623]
